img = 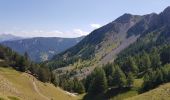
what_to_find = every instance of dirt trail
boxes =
[32,81,50,100]
[21,73,50,100]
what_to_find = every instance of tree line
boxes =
[51,45,170,96]
[82,45,170,97]
[0,45,52,82]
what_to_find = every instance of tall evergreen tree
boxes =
[103,63,116,86]
[85,73,94,92]
[140,52,151,72]
[113,66,126,88]
[24,52,29,60]
[150,48,161,69]
[38,68,48,82]
[161,46,170,65]
[88,67,108,95]
[123,56,138,74]
[127,72,134,87]
[17,56,27,72]
[73,78,85,94]
[103,63,114,77]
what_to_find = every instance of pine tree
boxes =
[123,56,138,74]
[150,48,161,69]
[161,46,170,65]
[142,73,151,91]
[38,66,51,82]
[113,66,126,88]
[103,63,116,86]
[140,52,151,72]
[127,72,134,87]
[73,78,85,94]
[85,74,94,92]
[24,52,29,60]
[88,67,108,95]
[155,69,163,85]
[17,56,27,72]
[103,63,113,77]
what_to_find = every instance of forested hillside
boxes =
[46,6,170,100]
[0,44,52,82]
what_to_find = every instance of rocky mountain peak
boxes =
[160,6,170,24]
[163,6,170,13]
[115,13,133,23]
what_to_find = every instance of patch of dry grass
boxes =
[127,83,170,100]
[0,67,78,100]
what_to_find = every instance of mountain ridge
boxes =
[1,36,84,62]
[47,6,170,80]
[0,34,23,42]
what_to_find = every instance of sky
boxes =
[0,0,170,38]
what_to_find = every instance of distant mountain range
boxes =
[0,34,22,42]
[1,36,84,62]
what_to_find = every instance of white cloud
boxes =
[73,29,89,36]
[2,29,89,38]
[90,24,101,29]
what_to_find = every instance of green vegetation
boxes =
[1,37,84,62]
[0,67,78,100]
[88,67,107,95]
[81,43,170,99]
[53,74,85,94]
[83,64,136,100]
[0,45,52,83]
[128,83,170,100]
[47,24,114,70]
[1,7,170,100]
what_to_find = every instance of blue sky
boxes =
[0,0,170,37]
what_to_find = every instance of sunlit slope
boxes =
[127,83,170,100]
[0,67,77,100]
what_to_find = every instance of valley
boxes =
[0,2,170,100]
[1,36,84,62]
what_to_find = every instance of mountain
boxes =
[0,34,22,42]
[48,14,142,76]
[117,6,170,58]
[1,6,170,100]
[47,6,170,99]
[47,6,170,79]
[50,14,141,66]
[1,36,84,62]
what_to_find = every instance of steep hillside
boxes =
[117,6,170,60]
[48,6,170,80]
[127,83,170,100]
[0,67,77,100]
[48,14,142,78]
[51,14,141,66]
[1,36,84,62]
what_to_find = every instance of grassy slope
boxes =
[127,83,170,100]
[110,79,143,100]
[82,79,143,100]
[0,67,78,100]
[94,79,170,100]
